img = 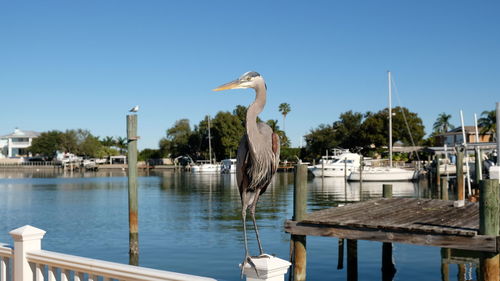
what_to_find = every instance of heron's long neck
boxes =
[246,83,266,145]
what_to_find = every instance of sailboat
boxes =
[191,115,220,173]
[349,71,418,182]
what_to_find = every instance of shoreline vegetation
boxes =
[2,105,496,165]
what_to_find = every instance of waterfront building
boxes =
[0,128,40,158]
[437,126,494,146]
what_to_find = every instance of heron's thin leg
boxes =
[242,207,250,256]
[240,195,258,278]
[249,193,264,255]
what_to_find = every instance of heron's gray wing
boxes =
[272,132,280,173]
[236,134,250,199]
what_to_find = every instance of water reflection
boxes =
[0,169,475,281]
[308,177,419,210]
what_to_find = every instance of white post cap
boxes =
[10,225,46,242]
[240,256,291,281]
[489,166,500,181]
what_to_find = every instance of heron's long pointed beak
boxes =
[212,79,242,91]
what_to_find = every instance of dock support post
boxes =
[435,156,441,190]
[359,156,364,186]
[479,179,499,281]
[441,177,449,200]
[291,164,307,281]
[347,239,357,281]
[456,146,465,200]
[381,184,396,281]
[127,114,139,266]
[344,158,347,183]
[475,147,483,185]
[337,238,344,270]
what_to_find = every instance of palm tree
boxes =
[100,136,115,147]
[433,112,454,134]
[278,103,291,131]
[478,109,497,141]
[115,136,128,155]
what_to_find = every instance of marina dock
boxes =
[285,197,498,252]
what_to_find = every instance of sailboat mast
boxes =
[388,71,393,168]
[208,115,212,164]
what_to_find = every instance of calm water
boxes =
[0,170,477,280]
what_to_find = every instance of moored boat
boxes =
[309,150,361,177]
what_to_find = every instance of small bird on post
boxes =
[213,71,280,277]
[129,105,139,113]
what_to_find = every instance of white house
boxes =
[0,128,40,158]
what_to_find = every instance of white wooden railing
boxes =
[3,225,290,281]
[4,225,216,281]
[0,243,13,281]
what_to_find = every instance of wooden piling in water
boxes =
[359,156,364,184]
[475,147,483,185]
[127,114,139,266]
[435,156,441,189]
[347,239,358,281]
[441,177,449,201]
[382,184,396,281]
[456,146,464,200]
[337,238,344,270]
[321,160,324,178]
[291,164,308,281]
[479,179,499,281]
[344,157,347,183]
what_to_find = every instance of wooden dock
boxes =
[285,197,499,253]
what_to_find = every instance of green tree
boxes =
[391,106,425,146]
[303,124,338,160]
[161,119,193,157]
[278,103,291,131]
[78,134,104,157]
[159,138,172,158]
[115,136,128,155]
[139,149,161,161]
[433,112,454,134]
[303,107,425,160]
[29,129,107,158]
[60,130,78,153]
[233,105,248,127]
[212,111,245,160]
[360,111,386,150]
[360,107,425,150]
[478,109,497,141]
[100,136,115,147]
[29,130,64,158]
[333,110,364,149]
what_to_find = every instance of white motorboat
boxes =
[309,151,361,177]
[348,166,417,181]
[191,160,220,173]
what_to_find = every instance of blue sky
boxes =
[1,1,499,150]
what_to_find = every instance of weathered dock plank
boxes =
[285,198,499,252]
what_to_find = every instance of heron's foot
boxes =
[240,255,258,279]
[253,253,274,259]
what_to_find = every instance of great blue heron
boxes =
[213,71,280,275]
